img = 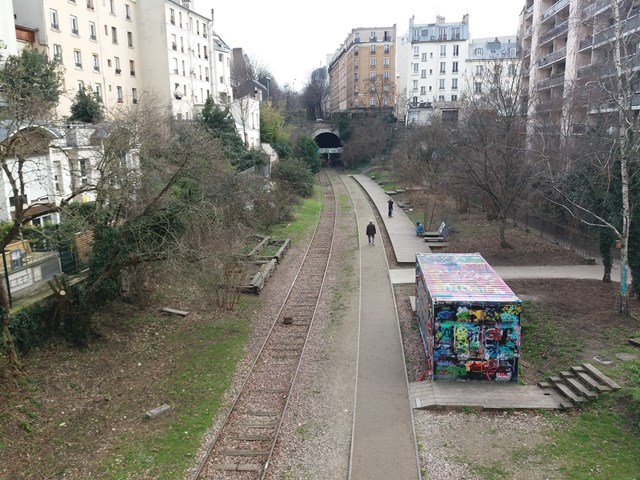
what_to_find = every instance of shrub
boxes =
[272,158,314,197]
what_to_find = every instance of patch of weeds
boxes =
[462,406,475,414]
[295,422,313,439]
[471,463,509,480]
[19,421,33,433]
[269,185,322,242]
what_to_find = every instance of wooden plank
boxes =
[426,242,449,248]
[538,381,553,389]
[229,435,271,441]
[409,295,416,313]
[161,307,189,317]
[560,372,597,398]
[550,376,585,403]
[570,367,611,392]
[246,410,280,416]
[237,464,262,472]
[219,450,269,457]
[209,464,240,471]
[582,363,621,390]
[629,337,640,348]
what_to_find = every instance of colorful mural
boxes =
[415,253,522,382]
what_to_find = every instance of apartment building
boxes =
[211,30,233,104]
[137,0,213,120]
[397,15,470,126]
[12,0,142,117]
[520,0,640,136]
[0,2,19,61]
[327,25,397,113]
[465,36,520,98]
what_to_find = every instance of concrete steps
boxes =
[537,362,620,409]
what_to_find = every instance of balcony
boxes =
[90,34,97,41]
[541,0,570,23]
[172,43,177,50]
[370,36,377,42]
[383,35,391,42]
[524,25,532,38]
[538,47,567,67]
[579,35,593,50]
[524,4,534,19]
[51,23,59,30]
[132,98,138,104]
[537,74,564,90]
[115,68,121,74]
[130,70,135,76]
[593,14,640,48]
[173,68,179,74]
[583,0,610,20]
[539,20,568,45]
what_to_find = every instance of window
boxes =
[117,86,123,103]
[92,54,99,71]
[171,34,177,50]
[421,69,427,78]
[354,73,358,81]
[370,57,376,66]
[170,8,175,24]
[182,60,185,76]
[452,78,458,90]
[130,60,135,76]
[421,53,427,62]
[354,46,359,56]
[413,46,419,57]
[370,84,375,92]
[453,45,459,57]
[413,63,419,73]
[111,27,118,43]
[70,15,79,35]
[451,95,458,101]
[87,0,94,10]
[50,9,59,29]
[383,84,388,92]
[384,57,389,66]
[439,79,445,90]
[508,64,516,76]
[95,83,102,101]
[219,53,223,62]
[199,65,202,79]
[474,82,482,94]
[77,80,84,91]
[438,95,445,101]
[452,27,461,39]
[420,86,426,95]
[125,4,131,20]
[89,21,97,40]
[420,28,428,36]
[53,44,63,64]
[440,62,446,73]
[412,96,418,105]
[173,58,178,74]
[74,50,82,68]
[383,70,389,79]
[114,56,121,73]
[178,12,182,28]
[439,27,447,39]
[205,67,209,81]
[370,98,376,107]
[180,37,184,52]
[475,65,484,76]
[109,0,115,14]
[197,44,201,58]
[384,44,389,54]
[452,61,458,73]
[354,59,358,69]
[8,195,28,208]
[370,45,376,54]
[440,45,446,57]
[127,31,133,47]
[354,99,359,108]
[475,48,483,56]
[412,80,418,91]
[204,46,208,59]
[383,97,389,106]
[369,71,376,79]
[203,25,207,38]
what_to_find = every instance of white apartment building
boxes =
[137,0,214,120]
[0,1,19,62]
[12,0,142,117]
[211,30,233,105]
[230,96,260,149]
[465,36,520,98]
[398,15,471,126]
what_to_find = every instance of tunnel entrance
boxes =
[313,130,343,166]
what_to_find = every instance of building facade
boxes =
[10,0,233,120]
[398,15,471,126]
[327,25,397,113]
[465,36,520,98]
[520,0,640,136]
[0,1,19,61]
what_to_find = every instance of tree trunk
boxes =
[499,215,511,249]
[0,282,22,381]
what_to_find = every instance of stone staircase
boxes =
[359,164,375,175]
[538,363,621,409]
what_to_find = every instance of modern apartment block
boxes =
[12,0,143,117]
[397,15,470,125]
[520,0,639,135]
[327,25,397,113]
[0,2,19,60]
[9,0,232,120]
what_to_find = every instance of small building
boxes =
[415,253,522,382]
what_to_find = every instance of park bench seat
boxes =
[423,222,449,242]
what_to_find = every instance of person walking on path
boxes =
[388,198,394,217]
[366,220,377,245]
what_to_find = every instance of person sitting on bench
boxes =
[415,222,425,236]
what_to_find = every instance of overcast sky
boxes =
[194,0,524,91]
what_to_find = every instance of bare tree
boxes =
[455,58,532,247]
[301,68,329,120]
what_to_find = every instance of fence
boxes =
[509,208,601,261]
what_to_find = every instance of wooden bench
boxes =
[423,222,449,242]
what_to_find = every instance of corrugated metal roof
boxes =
[416,253,521,304]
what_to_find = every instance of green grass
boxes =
[99,300,255,480]
[535,401,640,479]
[472,463,509,480]
[268,185,322,242]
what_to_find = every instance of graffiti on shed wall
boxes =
[430,303,521,381]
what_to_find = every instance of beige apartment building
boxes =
[12,0,142,117]
[328,25,397,113]
[10,0,232,120]
[521,0,639,136]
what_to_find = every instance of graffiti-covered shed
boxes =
[415,253,522,382]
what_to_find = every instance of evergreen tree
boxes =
[69,86,103,123]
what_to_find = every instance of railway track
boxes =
[193,171,337,479]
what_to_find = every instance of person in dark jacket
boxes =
[388,198,394,217]
[366,220,376,245]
